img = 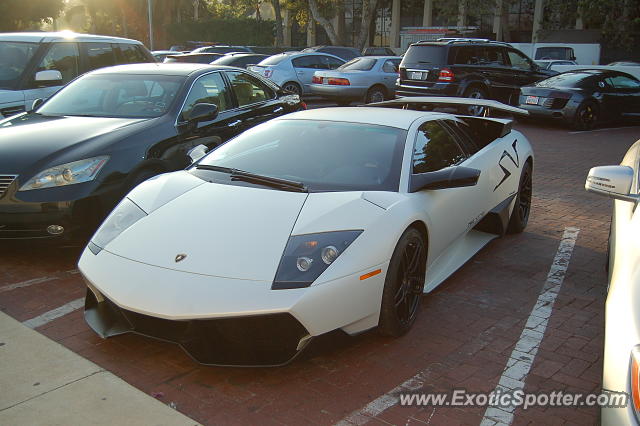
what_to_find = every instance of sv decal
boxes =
[494,139,520,191]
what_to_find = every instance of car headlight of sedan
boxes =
[19,156,109,191]
[89,198,147,253]
[272,230,363,290]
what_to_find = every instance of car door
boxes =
[506,48,547,88]
[409,120,487,259]
[469,46,514,103]
[291,55,322,93]
[606,74,640,117]
[223,70,287,133]
[381,59,400,92]
[80,42,117,73]
[177,71,239,153]
[23,42,80,107]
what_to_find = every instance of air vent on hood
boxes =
[0,175,17,197]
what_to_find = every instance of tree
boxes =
[307,0,339,45]
[272,0,284,46]
[0,0,65,31]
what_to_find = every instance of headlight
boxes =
[272,230,362,290]
[19,156,109,191]
[90,198,147,252]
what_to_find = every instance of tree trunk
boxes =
[500,0,510,42]
[354,0,379,50]
[336,2,346,45]
[193,0,199,21]
[307,0,339,45]
[272,0,284,46]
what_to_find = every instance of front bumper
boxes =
[309,84,367,100]
[79,248,388,366]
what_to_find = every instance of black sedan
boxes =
[519,69,640,130]
[0,63,303,242]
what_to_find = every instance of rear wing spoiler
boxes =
[367,96,529,118]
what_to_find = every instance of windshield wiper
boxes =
[195,164,308,193]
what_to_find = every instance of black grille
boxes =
[542,98,569,109]
[0,175,16,197]
[86,290,311,366]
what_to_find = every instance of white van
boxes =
[0,32,154,117]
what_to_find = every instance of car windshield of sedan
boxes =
[198,119,407,192]
[535,72,590,88]
[37,74,184,118]
[338,57,377,71]
[0,41,39,90]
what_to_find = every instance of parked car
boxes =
[534,59,577,70]
[608,61,640,67]
[0,32,154,118]
[302,45,361,61]
[0,63,304,242]
[584,140,640,425]
[163,53,224,64]
[79,97,533,366]
[151,50,175,62]
[519,69,640,130]
[192,45,253,54]
[248,52,345,95]
[396,38,555,116]
[363,47,397,56]
[310,56,401,105]
[211,53,269,69]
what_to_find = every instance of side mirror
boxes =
[187,144,209,163]
[187,103,218,123]
[29,98,44,112]
[585,165,638,202]
[34,70,62,86]
[409,166,481,192]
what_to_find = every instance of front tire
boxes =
[379,228,427,337]
[507,162,532,234]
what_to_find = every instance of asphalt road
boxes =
[1,110,638,425]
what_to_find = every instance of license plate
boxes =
[525,96,539,105]
[409,71,424,80]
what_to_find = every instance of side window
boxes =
[35,42,79,84]
[382,59,399,73]
[608,75,640,89]
[443,120,479,155]
[412,121,466,174]
[507,49,532,71]
[324,56,344,69]
[226,71,274,106]
[454,47,478,65]
[118,44,148,64]
[292,56,316,69]
[85,43,117,70]
[180,73,230,121]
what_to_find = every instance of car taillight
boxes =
[438,68,454,82]
[327,78,350,86]
[300,102,307,110]
[264,69,273,78]
[631,346,640,416]
[312,75,323,84]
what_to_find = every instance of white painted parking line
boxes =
[22,298,84,329]
[0,277,58,294]
[481,226,580,426]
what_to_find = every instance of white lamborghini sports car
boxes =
[79,98,534,366]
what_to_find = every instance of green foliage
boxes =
[0,0,65,31]
[167,18,275,45]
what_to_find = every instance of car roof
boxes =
[358,56,401,60]
[88,63,229,76]
[276,107,448,130]
[272,51,344,60]
[0,31,143,44]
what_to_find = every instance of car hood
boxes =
[0,89,24,106]
[0,114,146,174]
[105,180,309,281]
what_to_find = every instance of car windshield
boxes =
[0,41,39,90]
[338,57,377,71]
[535,72,590,88]
[37,73,184,118]
[259,55,288,66]
[198,119,407,192]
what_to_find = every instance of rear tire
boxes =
[365,86,386,104]
[572,101,598,130]
[507,162,532,234]
[460,86,488,116]
[379,228,427,337]
[282,81,302,96]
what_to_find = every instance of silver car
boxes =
[309,56,401,105]
[248,52,345,96]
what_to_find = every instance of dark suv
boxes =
[397,38,555,113]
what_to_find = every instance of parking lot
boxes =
[1,110,638,425]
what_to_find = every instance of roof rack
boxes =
[415,38,512,47]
